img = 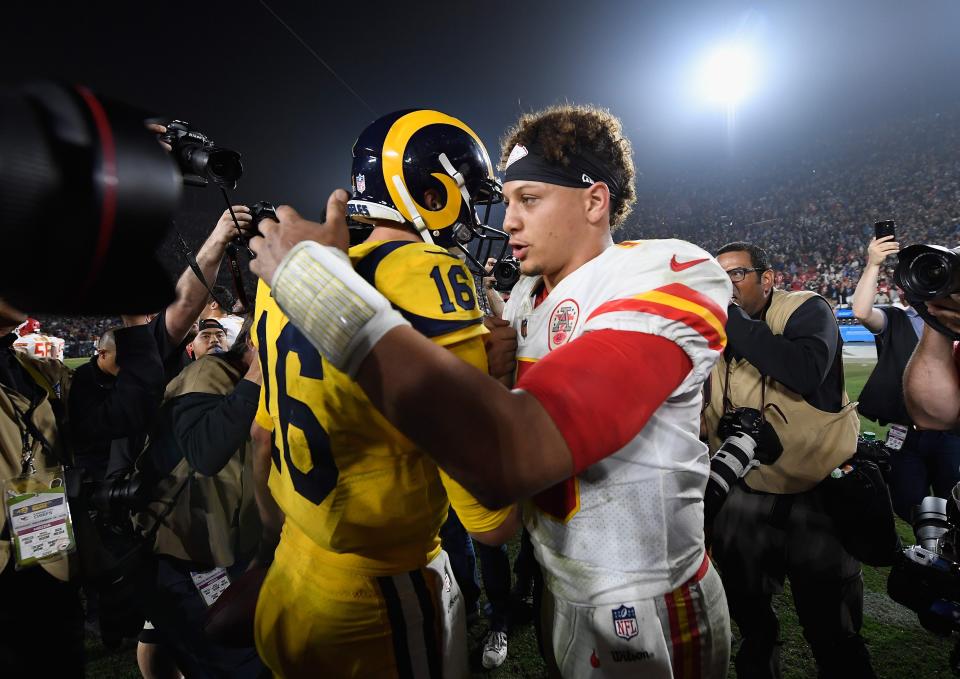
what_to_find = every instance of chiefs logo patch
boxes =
[548,299,580,350]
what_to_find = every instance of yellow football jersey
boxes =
[253,239,509,575]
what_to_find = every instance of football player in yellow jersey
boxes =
[251,110,518,679]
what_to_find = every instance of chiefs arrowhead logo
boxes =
[670,254,709,272]
[590,650,601,668]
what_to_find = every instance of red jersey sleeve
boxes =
[516,328,692,474]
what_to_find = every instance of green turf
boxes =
[83,358,958,678]
[65,357,87,370]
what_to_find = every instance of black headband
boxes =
[503,143,623,202]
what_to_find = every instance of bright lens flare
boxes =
[698,44,757,106]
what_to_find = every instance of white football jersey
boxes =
[47,336,65,361]
[503,239,732,605]
[13,333,53,359]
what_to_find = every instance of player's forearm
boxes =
[904,324,960,429]
[356,325,573,508]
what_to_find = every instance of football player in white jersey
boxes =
[248,104,732,678]
[13,318,57,359]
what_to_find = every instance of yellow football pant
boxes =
[254,523,467,679]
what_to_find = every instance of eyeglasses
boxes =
[725,267,763,283]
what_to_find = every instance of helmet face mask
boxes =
[347,109,508,274]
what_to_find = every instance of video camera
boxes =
[888,484,960,673]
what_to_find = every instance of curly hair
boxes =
[499,104,637,229]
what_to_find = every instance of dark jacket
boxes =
[68,325,164,473]
[857,306,917,426]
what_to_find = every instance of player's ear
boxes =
[422,188,443,211]
[584,182,610,226]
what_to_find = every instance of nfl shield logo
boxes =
[612,605,639,641]
[355,173,366,194]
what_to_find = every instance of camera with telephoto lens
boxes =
[888,484,960,673]
[705,407,783,526]
[492,257,521,292]
[0,81,181,314]
[159,119,244,190]
[64,467,154,647]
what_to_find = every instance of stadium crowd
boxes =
[629,109,960,306]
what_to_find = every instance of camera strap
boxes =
[174,233,241,313]
[174,187,256,320]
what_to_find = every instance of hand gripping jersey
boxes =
[503,239,732,605]
[254,239,511,574]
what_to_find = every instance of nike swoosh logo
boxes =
[670,255,709,272]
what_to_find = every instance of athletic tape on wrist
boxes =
[270,241,409,376]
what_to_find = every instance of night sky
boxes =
[6,0,960,220]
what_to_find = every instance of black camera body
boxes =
[160,120,243,190]
[894,244,960,340]
[492,257,521,292]
[895,244,960,302]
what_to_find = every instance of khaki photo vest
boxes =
[0,353,73,580]
[703,290,859,494]
[138,356,259,567]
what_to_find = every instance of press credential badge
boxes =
[3,466,76,569]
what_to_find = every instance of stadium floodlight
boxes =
[697,43,758,107]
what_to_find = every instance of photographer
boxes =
[68,323,165,478]
[904,294,960,430]
[135,318,263,678]
[853,236,960,519]
[0,299,82,676]
[702,242,873,678]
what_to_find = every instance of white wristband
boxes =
[270,241,409,377]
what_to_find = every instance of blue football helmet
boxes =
[348,109,506,274]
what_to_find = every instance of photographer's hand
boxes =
[249,189,350,285]
[926,293,960,335]
[212,205,253,246]
[145,123,172,152]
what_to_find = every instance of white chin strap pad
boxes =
[270,241,410,377]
